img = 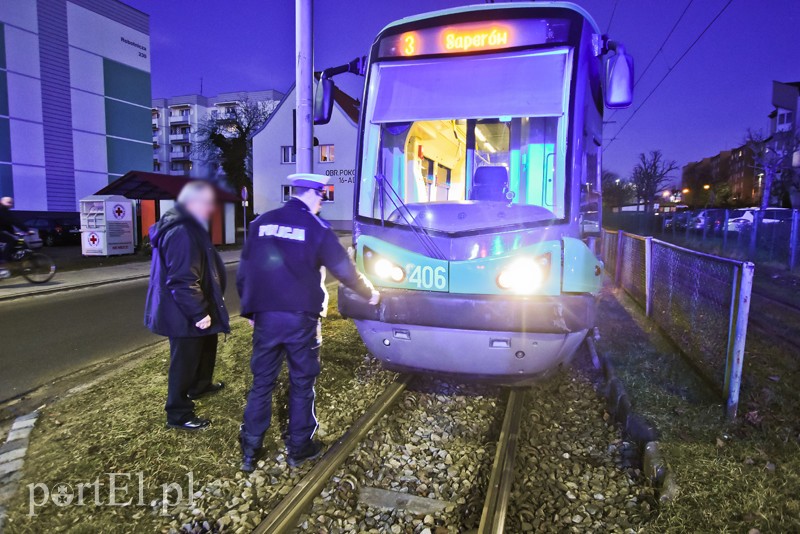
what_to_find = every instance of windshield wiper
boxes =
[375,174,447,261]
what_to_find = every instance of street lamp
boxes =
[703,184,711,190]
[681,188,690,194]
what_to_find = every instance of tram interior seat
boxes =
[470,165,508,201]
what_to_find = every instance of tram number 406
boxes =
[407,264,447,290]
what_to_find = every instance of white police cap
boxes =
[288,173,329,191]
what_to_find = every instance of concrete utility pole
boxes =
[296,0,313,174]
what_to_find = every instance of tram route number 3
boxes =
[407,264,447,290]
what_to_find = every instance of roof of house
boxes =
[96,171,239,202]
[252,78,360,137]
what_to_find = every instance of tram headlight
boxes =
[373,257,406,283]
[497,254,550,294]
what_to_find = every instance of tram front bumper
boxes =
[338,286,596,334]
[338,287,596,379]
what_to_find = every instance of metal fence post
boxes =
[615,231,625,287]
[725,261,754,420]
[748,211,759,257]
[722,209,729,252]
[644,236,653,317]
[684,212,690,241]
[789,210,799,271]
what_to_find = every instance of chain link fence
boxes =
[618,233,649,310]
[650,242,737,387]
[606,209,800,271]
[601,229,619,280]
[605,228,754,419]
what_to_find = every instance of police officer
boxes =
[237,173,379,472]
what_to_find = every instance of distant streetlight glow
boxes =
[682,188,690,194]
[703,184,711,190]
[662,191,670,198]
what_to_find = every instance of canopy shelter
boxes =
[96,171,239,245]
[97,171,239,202]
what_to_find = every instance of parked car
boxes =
[726,208,757,233]
[23,217,81,246]
[663,206,690,230]
[761,208,793,225]
[690,208,726,231]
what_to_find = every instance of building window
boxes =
[153,162,161,172]
[281,185,334,202]
[319,144,335,163]
[281,146,296,164]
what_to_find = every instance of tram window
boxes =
[360,116,561,225]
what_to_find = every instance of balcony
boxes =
[170,151,191,160]
[169,113,190,125]
[169,133,190,143]
[170,169,191,176]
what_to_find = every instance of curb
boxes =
[586,336,678,503]
[0,260,239,303]
[0,411,39,532]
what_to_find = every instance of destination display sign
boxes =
[378,19,569,58]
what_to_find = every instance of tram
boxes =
[315,2,634,380]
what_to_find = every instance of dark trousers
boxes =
[242,311,321,455]
[165,334,218,424]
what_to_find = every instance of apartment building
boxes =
[0,0,151,213]
[151,89,283,179]
[729,143,757,203]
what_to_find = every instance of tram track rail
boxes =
[749,288,800,353]
[253,375,411,533]
[253,375,530,533]
[477,389,526,534]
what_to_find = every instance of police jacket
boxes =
[144,204,230,337]
[237,198,373,318]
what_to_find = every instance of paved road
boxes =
[0,265,241,403]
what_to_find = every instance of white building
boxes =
[252,84,359,230]
[151,89,283,179]
[0,0,152,213]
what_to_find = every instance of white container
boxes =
[80,195,135,256]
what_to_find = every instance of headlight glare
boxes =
[373,257,405,282]
[497,256,548,294]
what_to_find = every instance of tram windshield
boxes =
[358,50,570,233]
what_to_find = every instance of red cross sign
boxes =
[113,204,125,219]
[88,233,99,246]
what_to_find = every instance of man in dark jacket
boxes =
[237,173,379,471]
[144,181,230,431]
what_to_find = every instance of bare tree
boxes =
[601,169,633,209]
[193,97,274,194]
[630,150,678,213]
[745,127,800,209]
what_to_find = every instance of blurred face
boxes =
[184,187,216,223]
[0,197,12,208]
[298,188,324,214]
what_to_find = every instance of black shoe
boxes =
[166,416,211,431]
[241,455,257,473]
[287,440,324,467]
[187,382,225,400]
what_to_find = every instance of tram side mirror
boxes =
[314,77,335,125]
[604,43,634,109]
